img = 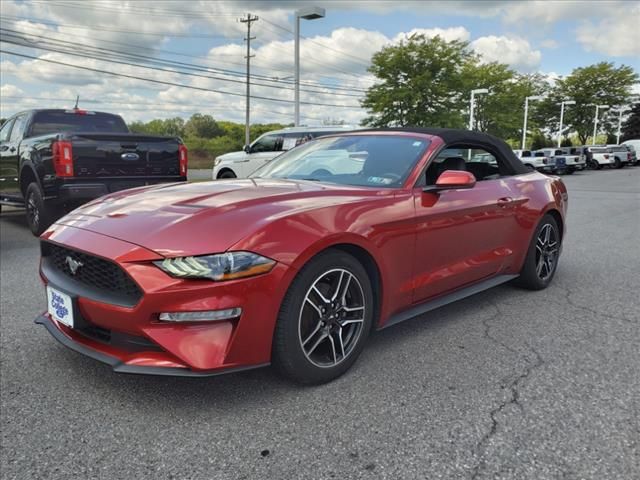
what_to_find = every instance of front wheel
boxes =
[514,214,561,290]
[25,182,59,236]
[272,249,374,384]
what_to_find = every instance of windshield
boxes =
[250,134,430,188]
[28,111,129,137]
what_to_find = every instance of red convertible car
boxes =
[36,128,568,384]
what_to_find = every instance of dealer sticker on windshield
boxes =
[46,286,74,328]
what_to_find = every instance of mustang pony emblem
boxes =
[65,256,84,275]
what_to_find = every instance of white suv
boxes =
[212,126,358,179]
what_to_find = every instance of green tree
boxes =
[362,34,474,128]
[530,131,552,150]
[621,103,640,142]
[468,67,549,140]
[184,113,222,138]
[535,63,638,144]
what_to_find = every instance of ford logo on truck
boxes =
[121,152,139,161]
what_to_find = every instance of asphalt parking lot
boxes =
[1,168,639,480]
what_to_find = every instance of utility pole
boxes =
[239,13,258,147]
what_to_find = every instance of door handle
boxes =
[497,197,514,207]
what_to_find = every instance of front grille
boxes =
[42,242,142,305]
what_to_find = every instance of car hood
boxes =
[217,150,245,162]
[54,179,382,257]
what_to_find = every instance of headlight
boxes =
[154,251,275,281]
[213,157,222,166]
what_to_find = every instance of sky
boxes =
[1,0,639,126]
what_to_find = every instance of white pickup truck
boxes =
[536,148,586,174]
[606,145,632,168]
[581,146,618,169]
[513,149,555,173]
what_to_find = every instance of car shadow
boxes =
[44,284,518,409]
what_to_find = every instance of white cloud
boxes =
[576,6,640,56]
[540,39,559,49]
[471,35,542,71]
[393,27,470,43]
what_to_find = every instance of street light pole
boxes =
[616,108,623,144]
[557,99,576,148]
[468,88,489,131]
[522,95,542,150]
[294,6,325,126]
[592,104,609,145]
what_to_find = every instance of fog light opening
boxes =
[158,308,242,322]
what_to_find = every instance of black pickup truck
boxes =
[0,109,187,235]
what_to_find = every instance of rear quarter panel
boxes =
[506,172,567,273]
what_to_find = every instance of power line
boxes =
[0,30,365,98]
[26,0,243,19]
[0,95,332,121]
[0,17,371,93]
[0,49,362,109]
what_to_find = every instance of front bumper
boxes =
[35,314,267,376]
[37,225,292,376]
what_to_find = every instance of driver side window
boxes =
[422,146,505,186]
[0,118,15,143]
[251,134,283,153]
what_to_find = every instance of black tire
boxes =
[217,169,237,179]
[272,249,374,384]
[514,214,561,290]
[592,160,601,170]
[614,157,623,169]
[25,182,58,236]
[565,167,574,175]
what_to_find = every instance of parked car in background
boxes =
[513,149,555,173]
[621,139,639,165]
[557,147,587,173]
[535,148,585,174]
[0,109,188,235]
[212,125,359,179]
[606,144,632,168]
[579,146,617,170]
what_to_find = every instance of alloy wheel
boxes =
[535,223,558,281]
[26,194,40,230]
[298,268,365,368]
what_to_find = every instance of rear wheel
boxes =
[272,249,374,384]
[217,169,237,179]
[614,157,623,169]
[25,182,59,236]
[514,214,560,290]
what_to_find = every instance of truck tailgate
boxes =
[70,133,181,178]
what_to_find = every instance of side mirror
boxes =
[423,170,476,193]
[243,144,251,154]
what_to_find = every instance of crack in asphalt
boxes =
[555,283,635,324]
[469,299,545,480]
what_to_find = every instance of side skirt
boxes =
[379,274,519,330]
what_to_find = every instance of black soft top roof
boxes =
[357,127,530,175]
